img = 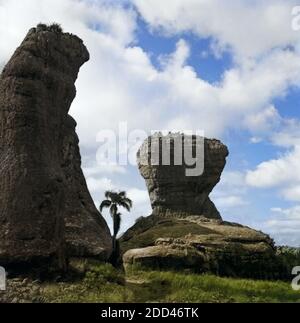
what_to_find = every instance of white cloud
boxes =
[133,0,299,60]
[271,206,300,219]
[244,105,281,133]
[271,119,300,147]
[246,145,300,190]
[83,164,126,177]
[213,195,248,209]
[86,177,116,193]
[127,188,149,206]
[262,206,300,246]
[282,185,300,201]
[129,0,300,140]
[250,137,263,144]
[212,171,249,210]
[246,143,300,207]
[1,0,300,146]
[0,0,136,62]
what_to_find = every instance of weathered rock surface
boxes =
[122,216,285,279]
[0,25,111,269]
[137,134,229,219]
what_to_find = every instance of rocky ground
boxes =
[0,278,43,303]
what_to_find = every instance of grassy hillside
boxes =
[38,261,300,303]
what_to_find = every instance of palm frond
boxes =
[118,191,127,198]
[103,190,133,213]
[110,203,118,217]
[100,200,111,212]
[119,201,131,212]
[106,191,121,203]
[105,191,113,199]
[123,197,133,208]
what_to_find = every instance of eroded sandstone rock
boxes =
[0,25,111,269]
[122,216,285,279]
[137,134,229,219]
[121,135,285,279]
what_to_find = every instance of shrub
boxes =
[49,23,63,33]
[277,246,300,275]
[36,23,63,33]
[37,23,48,31]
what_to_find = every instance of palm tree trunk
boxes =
[110,208,120,266]
[112,235,117,251]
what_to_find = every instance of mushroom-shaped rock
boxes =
[137,134,229,219]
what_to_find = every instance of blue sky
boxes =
[1,0,300,246]
[136,19,234,83]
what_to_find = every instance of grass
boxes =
[40,262,300,303]
[41,263,130,303]
[131,270,299,303]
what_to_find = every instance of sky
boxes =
[1,0,300,246]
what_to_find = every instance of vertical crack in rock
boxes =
[0,26,112,269]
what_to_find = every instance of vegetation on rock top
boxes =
[37,23,63,33]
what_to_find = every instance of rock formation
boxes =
[122,134,284,279]
[0,25,111,270]
[122,215,285,279]
[137,134,228,219]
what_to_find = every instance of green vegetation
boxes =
[37,23,63,33]
[40,261,300,303]
[100,191,133,264]
[277,246,300,274]
[121,217,216,254]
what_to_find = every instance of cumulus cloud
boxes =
[0,0,137,62]
[214,195,248,209]
[271,119,300,147]
[246,146,300,197]
[83,164,126,177]
[245,115,300,244]
[133,0,299,60]
[262,206,300,246]
[246,114,300,209]
[212,171,249,211]
[86,177,116,193]
[244,105,281,134]
[1,0,300,147]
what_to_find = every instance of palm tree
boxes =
[100,191,133,264]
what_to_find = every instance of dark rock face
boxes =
[0,26,111,269]
[137,134,229,219]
